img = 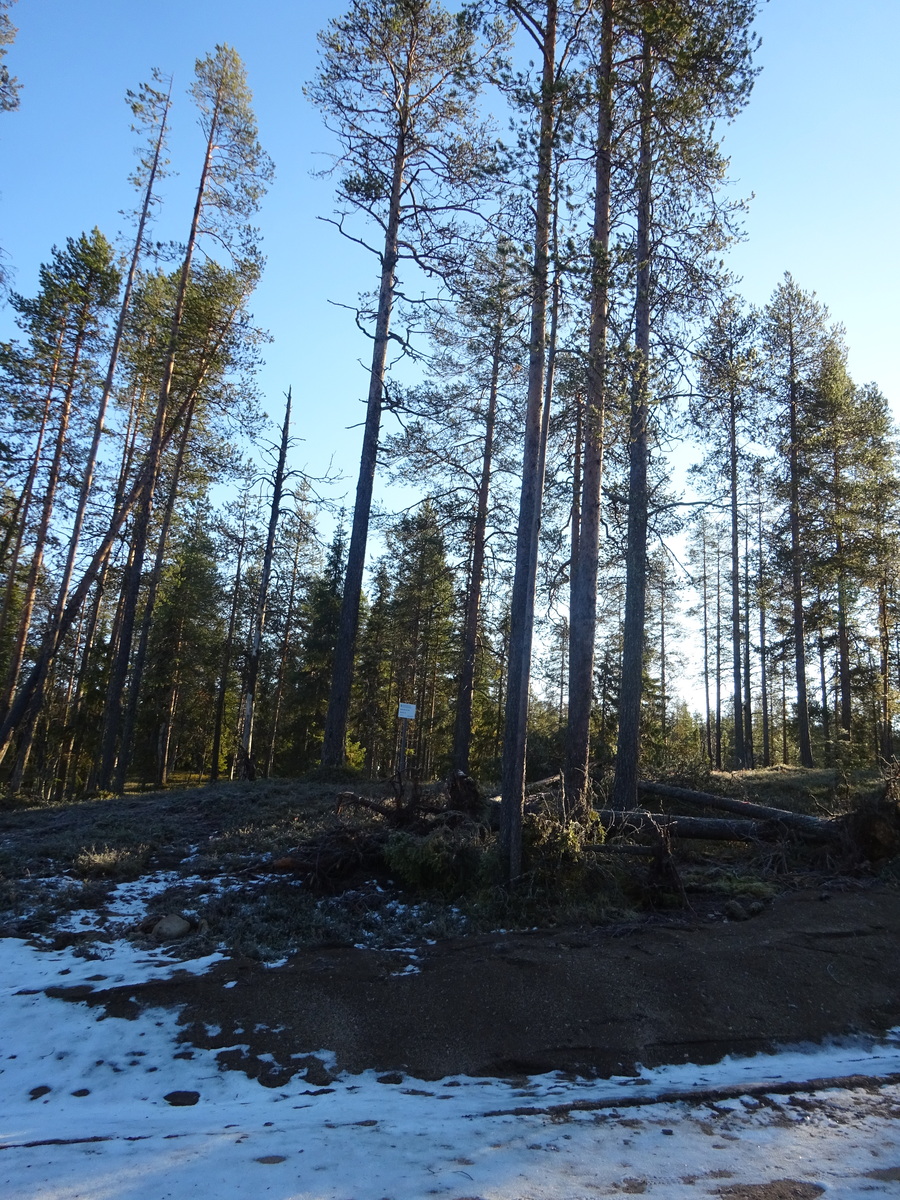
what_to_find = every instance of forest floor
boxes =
[1,765,899,1077]
[2,768,900,1196]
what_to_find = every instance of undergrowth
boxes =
[0,766,897,959]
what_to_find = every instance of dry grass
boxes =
[0,767,895,961]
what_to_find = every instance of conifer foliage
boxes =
[1,1,899,831]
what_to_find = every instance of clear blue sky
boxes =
[2,0,898,505]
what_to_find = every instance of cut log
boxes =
[637,782,839,840]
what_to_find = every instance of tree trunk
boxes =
[611,37,653,810]
[564,0,613,812]
[729,392,745,767]
[742,514,754,765]
[757,492,771,766]
[239,389,292,779]
[0,326,63,710]
[818,625,831,763]
[5,299,98,789]
[96,75,225,792]
[321,89,409,768]
[701,528,713,763]
[113,397,198,792]
[788,355,814,766]
[715,537,723,769]
[265,528,302,779]
[210,530,245,783]
[2,307,90,739]
[452,317,502,774]
[21,87,172,779]
[638,780,842,839]
[0,375,205,771]
[500,0,558,881]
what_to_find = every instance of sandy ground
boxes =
[3,881,900,1197]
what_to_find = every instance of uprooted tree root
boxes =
[271,771,492,894]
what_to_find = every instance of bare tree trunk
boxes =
[321,93,408,767]
[265,527,302,778]
[570,394,583,577]
[239,389,292,779]
[500,0,558,880]
[701,528,713,763]
[818,624,831,764]
[611,37,653,810]
[742,512,754,765]
[879,578,893,759]
[787,359,814,765]
[565,0,613,812]
[757,491,771,766]
[452,318,502,774]
[659,562,667,750]
[715,537,723,770]
[729,392,745,768]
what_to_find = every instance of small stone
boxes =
[377,1072,404,1085]
[255,1155,287,1164]
[164,1090,200,1106]
[152,913,192,940]
[724,900,749,921]
[71,1088,91,1097]
[29,1085,51,1100]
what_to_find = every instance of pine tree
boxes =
[0,231,120,737]
[690,295,760,768]
[762,273,830,768]
[0,0,18,113]
[611,0,759,809]
[310,0,508,766]
[95,44,272,790]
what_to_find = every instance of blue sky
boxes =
[1,0,898,508]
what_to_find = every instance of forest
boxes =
[1,0,898,871]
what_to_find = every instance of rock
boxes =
[724,900,749,921]
[303,1058,334,1086]
[164,1090,200,1106]
[152,913,192,940]
[29,1085,51,1100]
[376,1072,404,1084]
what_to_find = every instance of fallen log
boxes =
[637,782,839,840]
[592,810,778,843]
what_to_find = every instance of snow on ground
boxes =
[2,935,900,1199]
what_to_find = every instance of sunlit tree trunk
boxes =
[611,37,653,810]
[565,0,613,812]
[500,0,558,880]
